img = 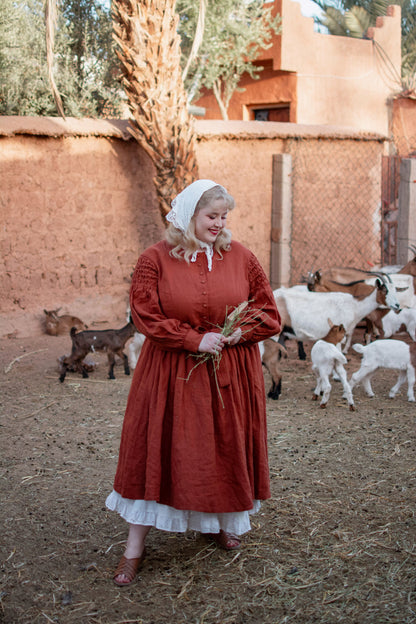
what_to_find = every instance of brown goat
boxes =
[260,338,287,400]
[59,320,136,382]
[44,308,87,336]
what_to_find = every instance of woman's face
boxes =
[193,200,229,244]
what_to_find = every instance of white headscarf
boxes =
[166,179,220,271]
[166,179,218,232]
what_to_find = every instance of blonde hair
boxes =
[166,185,235,263]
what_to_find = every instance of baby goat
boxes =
[350,339,416,402]
[44,308,87,336]
[128,332,146,370]
[125,307,146,370]
[259,337,287,400]
[311,320,355,411]
[59,319,136,382]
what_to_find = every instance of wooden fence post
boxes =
[270,153,292,288]
[398,158,416,263]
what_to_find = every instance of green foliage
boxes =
[61,0,122,115]
[0,0,123,117]
[177,0,281,119]
[0,0,52,114]
[1,0,280,119]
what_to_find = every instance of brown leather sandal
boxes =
[112,548,146,587]
[207,530,241,550]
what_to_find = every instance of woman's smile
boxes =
[194,199,228,244]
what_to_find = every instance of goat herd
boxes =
[44,252,416,412]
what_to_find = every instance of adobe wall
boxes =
[0,118,165,338]
[0,117,385,338]
[392,97,416,155]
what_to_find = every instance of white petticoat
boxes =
[105,490,260,536]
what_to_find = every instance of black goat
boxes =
[59,320,136,382]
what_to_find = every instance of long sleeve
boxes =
[237,253,281,345]
[130,254,203,353]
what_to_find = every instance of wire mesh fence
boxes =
[285,137,385,285]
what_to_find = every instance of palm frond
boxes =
[345,6,372,37]
[319,6,349,36]
[112,0,199,219]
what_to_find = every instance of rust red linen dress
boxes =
[112,239,281,514]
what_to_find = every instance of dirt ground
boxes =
[0,331,415,624]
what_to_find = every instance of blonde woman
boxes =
[106,180,281,586]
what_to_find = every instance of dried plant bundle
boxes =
[184,300,267,407]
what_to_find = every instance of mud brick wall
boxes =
[0,117,386,338]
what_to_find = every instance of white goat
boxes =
[274,275,400,354]
[311,320,355,411]
[365,273,415,308]
[126,307,146,370]
[128,332,146,369]
[381,308,416,341]
[350,339,416,402]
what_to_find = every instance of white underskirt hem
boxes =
[105,490,261,536]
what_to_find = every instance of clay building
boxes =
[195,0,402,137]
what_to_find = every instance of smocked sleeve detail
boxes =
[131,255,157,303]
[129,253,203,353]
[248,254,271,293]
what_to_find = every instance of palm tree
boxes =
[112,0,199,218]
[45,0,199,220]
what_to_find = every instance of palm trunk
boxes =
[112,0,199,219]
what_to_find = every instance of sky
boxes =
[292,0,323,19]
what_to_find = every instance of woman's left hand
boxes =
[225,327,242,346]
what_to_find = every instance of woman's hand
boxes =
[198,332,227,355]
[225,327,242,346]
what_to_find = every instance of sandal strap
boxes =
[208,530,241,550]
[113,549,146,584]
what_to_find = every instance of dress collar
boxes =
[191,242,214,271]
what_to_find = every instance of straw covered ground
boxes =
[0,331,415,624]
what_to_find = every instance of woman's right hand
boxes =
[198,332,227,355]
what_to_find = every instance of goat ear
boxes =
[327,318,334,328]
[316,271,321,283]
[44,309,49,315]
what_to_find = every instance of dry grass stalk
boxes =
[183,300,266,407]
[112,0,199,219]
[4,349,48,373]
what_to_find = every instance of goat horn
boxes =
[372,271,391,285]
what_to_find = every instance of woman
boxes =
[106,179,281,586]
